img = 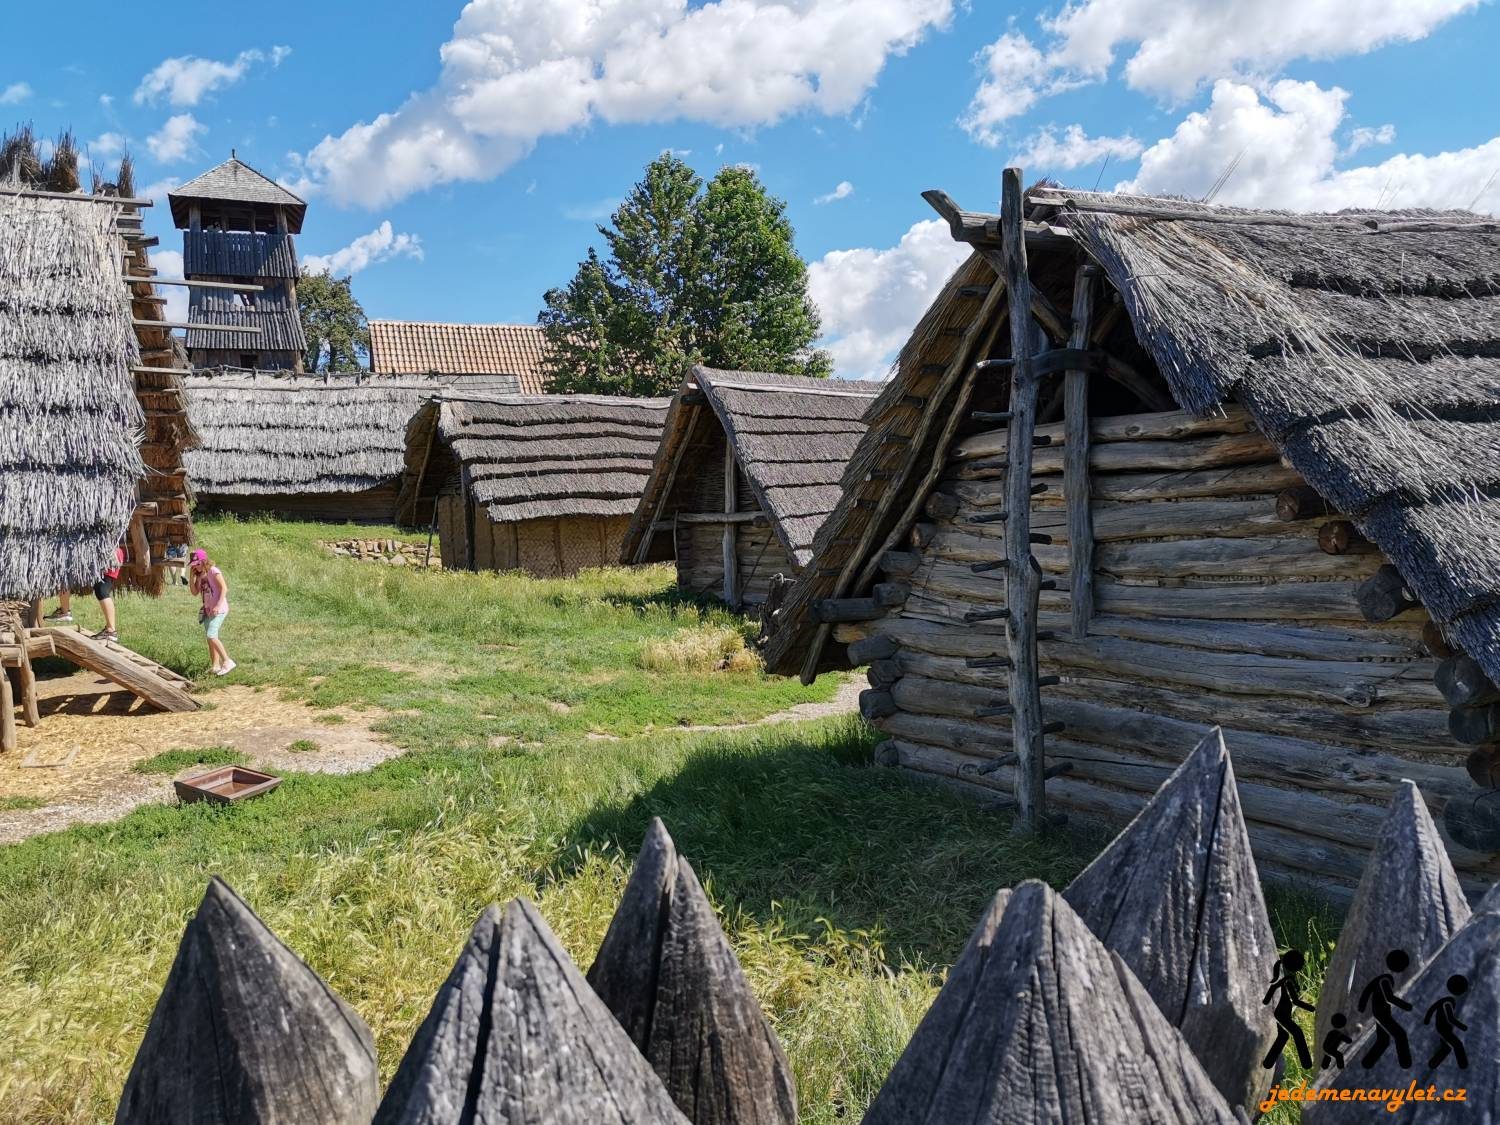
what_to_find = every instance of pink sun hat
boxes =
[191,549,208,563]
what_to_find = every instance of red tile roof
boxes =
[368,320,552,393]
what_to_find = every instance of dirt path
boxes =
[670,676,864,734]
[0,670,400,845]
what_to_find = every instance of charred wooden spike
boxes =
[964,607,1011,623]
[1317,519,1376,556]
[1030,533,1052,544]
[975,751,1019,775]
[872,581,910,608]
[1030,482,1048,495]
[117,878,379,1125]
[974,358,1015,372]
[861,882,1239,1124]
[1275,484,1333,522]
[966,511,1008,525]
[1436,655,1500,709]
[583,820,797,1125]
[1063,729,1278,1114]
[865,470,895,482]
[1043,761,1072,779]
[1038,579,1058,591]
[1037,675,1061,687]
[377,896,688,1125]
[971,410,1013,423]
[975,704,1014,718]
[866,659,902,691]
[1422,619,1456,659]
[925,492,961,520]
[970,559,1008,573]
[1355,564,1420,622]
[1305,906,1500,1122]
[1449,702,1500,745]
[1466,746,1500,790]
[859,689,898,721]
[1032,434,1052,447]
[1313,781,1469,1056]
[878,550,922,578]
[965,656,1012,669]
[847,634,899,666]
[1040,720,1065,735]
[1034,631,1057,642]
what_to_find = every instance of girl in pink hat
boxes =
[189,549,235,676]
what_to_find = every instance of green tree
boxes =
[540,154,828,396]
[298,272,369,372]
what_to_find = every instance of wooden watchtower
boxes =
[168,153,307,372]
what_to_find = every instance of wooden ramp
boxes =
[45,627,199,713]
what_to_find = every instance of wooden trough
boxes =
[173,766,282,806]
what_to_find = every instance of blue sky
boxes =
[6,0,1499,377]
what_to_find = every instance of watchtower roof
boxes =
[168,155,306,233]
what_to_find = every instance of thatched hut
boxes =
[1,149,197,603]
[399,394,670,577]
[621,366,878,609]
[763,174,1500,896]
[184,371,516,523]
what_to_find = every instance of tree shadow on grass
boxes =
[559,717,1110,968]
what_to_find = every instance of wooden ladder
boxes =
[962,169,1089,834]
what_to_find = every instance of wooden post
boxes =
[0,669,15,753]
[461,463,477,572]
[723,442,739,609]
[1000,167,1045,834]
[17,637,38,728]
[1063,264,1097,638]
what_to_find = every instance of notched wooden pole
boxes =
[1063,263,1097,638]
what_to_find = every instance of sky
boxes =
[6,0,1500,379]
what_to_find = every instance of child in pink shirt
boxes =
[189,549,235,676]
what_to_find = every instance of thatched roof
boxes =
[0,190,143,600]
[400,394,670,525]
[168,156,307,233]
[621,365,880,568]
[183,372,515,497]
[369,321,552,393]
[764,188,1500,681]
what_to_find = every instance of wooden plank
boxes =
[586,819,796,1124]
[862,881,1239,1123]
[952,405,1254,460]
[116,878,378,1123]
[1063,265,1096,638]
[1064,730,1276,1114]
[46,628,198,712]
[723,442,739,608]
[0,671,14,752]
[953,431,1280,475]
[375,898,690,1123]
[1313,782,1470,1056]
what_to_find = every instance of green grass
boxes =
[0,516,1339,1122]
[0,796,44,812]
[132,746,247,775]
[288,739,319,753]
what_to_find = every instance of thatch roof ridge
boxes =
[622,366,881,570]
[401,393,670,526]
[764,188,1500,683]
[1,192,142,600]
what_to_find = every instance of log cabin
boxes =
[0,136,196,603]
[620,366,879,610]
[184,371,516,523]
[398,393,671,577]
[762,171,1500,898]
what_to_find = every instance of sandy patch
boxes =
[661,677,864,734]
[0,670,401,844]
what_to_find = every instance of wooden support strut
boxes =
[723,443,739,609]
[1000,167,1047,835]
[1063,265,1097,639]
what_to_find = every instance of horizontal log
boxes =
[878,551,922,578]
[924,493,960,520]
[1092,463,1304,502]
[847,634,899,666]
[813,598,890,624]
[1423,620,1456,659]
[952,409,1257,461]
[1097,536,1383,581]
[860,689,898,721]
[1450,704,1500,745]
[892,675,1009,724]
[1437,656,1500,709]
[867,659,902,690]
[872,581,911,607]
[873,709,1014,754]
[1356,564,1421,622]
[1317,520,1378,556]
[951,432,1278,476]
[1467,747,1500,790]
[1276,485,1334,522]
[1096,580,1373,623]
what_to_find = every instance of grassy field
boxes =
[0,518,1337,1122]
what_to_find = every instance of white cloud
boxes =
[1345,122,1396,155]
[561,198,621,222]
[1013,124,1143,171]
[0,82,32,105]
[808,218,968,380]
[151,249,188,325]
[963,0,1480,141]
[88,132,127,161]
[301,221,424,276]
[99,93,114,108]
[134,46,292,107]
[814,180,854,204]
[1120,79,1500,215]
[146,114,206,163]
[301,0,952,208]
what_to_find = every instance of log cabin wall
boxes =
[197,486,402,525]
[844,403,1486,898]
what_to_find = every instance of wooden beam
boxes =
[723,443,739,609]
[1063,264,1097,639]
[1000,166,1045,835]
[132,319,262,334]
[0,184,153,206]
[45,628,198,712]
[633,404,700,564]
[125,276,266,292]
